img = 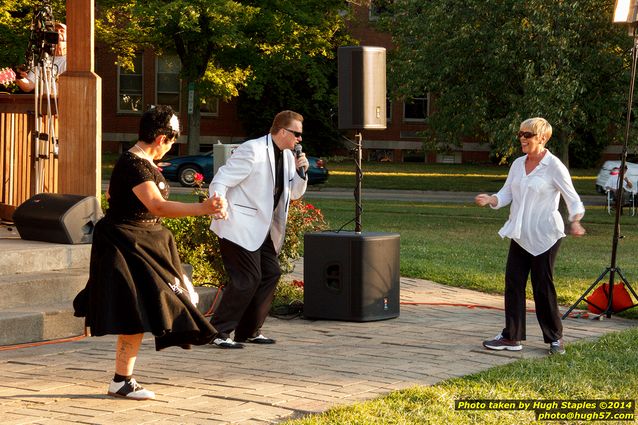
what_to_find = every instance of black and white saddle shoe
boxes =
[211,337,244,349]
[237,334,276,344]
[107,378,155,400]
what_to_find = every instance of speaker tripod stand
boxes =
[562,26,638,320]
[353,131,363,233]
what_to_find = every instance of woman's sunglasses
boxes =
[517,131,536,139]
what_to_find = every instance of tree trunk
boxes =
[556,129,569,168]
[556,129,570,220]
[187,85,201,155]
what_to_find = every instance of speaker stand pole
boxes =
[354,131,363,233]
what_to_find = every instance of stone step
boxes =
[0,238,91,276]
[0,268,88,310]
[0,286,221,347]
[196,286,223,317]
[0,303,85,346]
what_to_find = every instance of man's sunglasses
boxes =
[517,131,536,139]
[284,128,303,138]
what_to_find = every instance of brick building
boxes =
[97,3,491,163]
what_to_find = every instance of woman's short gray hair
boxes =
[521,117,552,140]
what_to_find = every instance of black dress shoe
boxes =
[211,337,244,349]
[237,334,276,344]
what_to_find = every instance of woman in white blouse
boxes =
[475,117,586,355]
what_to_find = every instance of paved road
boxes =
[302,187,606,205]
[109,181,605,206]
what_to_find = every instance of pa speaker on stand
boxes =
[13,193,103,244]
[338,46,387,131]
[306,45,400,322]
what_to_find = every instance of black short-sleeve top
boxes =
[106,152,170,222]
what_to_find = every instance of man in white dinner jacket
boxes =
[208,110,308,348]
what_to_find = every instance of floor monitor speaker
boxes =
[13,193,103,244]
[304,232,400,321]
[338,46,387,130]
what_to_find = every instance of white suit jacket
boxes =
[208,134,307,253]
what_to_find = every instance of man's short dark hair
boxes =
[138,105,179,143]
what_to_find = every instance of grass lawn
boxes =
[281,198,638,424]
[282,328,638,424]
[102,152,119,180]
[309,198,638,319]
[320,161,599,195]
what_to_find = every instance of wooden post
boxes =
[57,0,101,197]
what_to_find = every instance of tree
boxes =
[95,0,350,155]
[96,0,254,154]
[236,0,351,156]
[381,0,633,166]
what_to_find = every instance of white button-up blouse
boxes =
[492,150,585,256]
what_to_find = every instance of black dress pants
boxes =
[211,234,282,340]
[502,239,562,343]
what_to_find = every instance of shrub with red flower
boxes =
[278,199,327,274]
[192,172,207,201]
[164,198,327,287]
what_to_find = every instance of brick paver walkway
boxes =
[0,267,634,424]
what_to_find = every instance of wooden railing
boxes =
[0,94,58,221]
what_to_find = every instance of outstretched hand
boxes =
[475,194,496,207]
[570,221,586,237]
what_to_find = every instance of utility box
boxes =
[213,143,240,175]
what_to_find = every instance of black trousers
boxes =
[211,234,282,340]
[502,239,562,343]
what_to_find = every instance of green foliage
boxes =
[163,214,226,286]
[279,199,328,273]
[271,279,304,315]
[235,1,353,157]
[163,198,328,285]
[96,0,254,99]
[94,0,351,153]
[0,1,66,70]
[381,0,632,166]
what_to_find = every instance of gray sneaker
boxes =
[483,333,523,351]
[549,340,566,355]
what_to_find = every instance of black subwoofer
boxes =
[303,232,400,321]
[13,193,103,244]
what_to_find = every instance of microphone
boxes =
[294,144,306,179]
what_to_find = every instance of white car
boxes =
[595,161,638,194]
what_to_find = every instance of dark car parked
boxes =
[158,150,329,187]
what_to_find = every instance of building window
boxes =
[403,95,428,122]
[200,96,219,116]
[117,54,143,113]
[156,55,181,111]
